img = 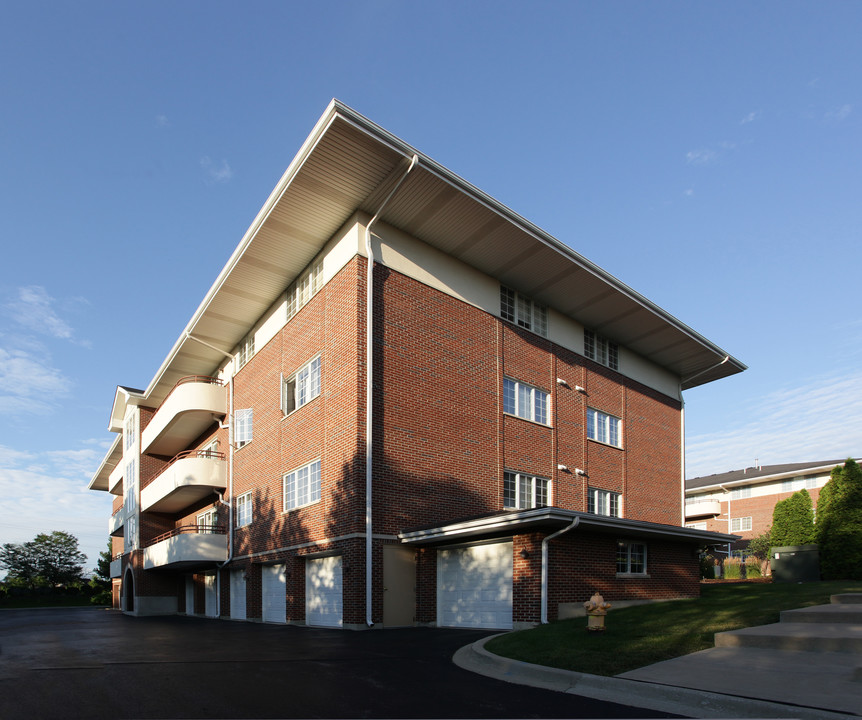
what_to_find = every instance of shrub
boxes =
[771,489,815,548]
[745,556,762,578]
[699,553,716,579]
[817,459,862,580]
[723,557,742,579]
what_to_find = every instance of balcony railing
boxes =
[141,376,226,456]
[140,449,227,514]
[110,553,123,579]
[109,510,124,537]
[143,524,228,570]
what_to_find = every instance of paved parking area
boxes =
[0,607,674,719]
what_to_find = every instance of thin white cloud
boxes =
[0,347,71,414]
[0,443,113,573]
[5,286,73,340]
[686,371,862,478]
[200,156,233,184]
[686,148,719,165]
[740,111,761,125]
[155,114,170,128]
[825,104,852,123]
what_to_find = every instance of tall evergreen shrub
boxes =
[771,489,815,548]
[816,459,862,580]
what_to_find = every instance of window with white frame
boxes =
[503,471,549,510]
[237,332,254,370]
[282,356,321,415]
[588,487,621,517]
[500,286,548,337]
[584,330,619,371]
[197,508,217,533]
[286,259,323,321]
[781,479,793,493]
[730,516,752,532]
[124,413,137,451]
[587,408,621,447]
[805,475,817,489]
[617,541,647,575]
[234,408,253,449]
[730,486,751,500]
[503,378,549,425]
[236,491,252,527]
[284,459,321,511]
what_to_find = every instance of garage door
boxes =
[262,564,286,623]
[306,556,343,627]
[437,541,513,629]
[230,569,246,620]
[203,573,218,617]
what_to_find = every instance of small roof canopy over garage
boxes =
[90,99,745,492]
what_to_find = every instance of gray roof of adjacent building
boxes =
[686,459,858,492]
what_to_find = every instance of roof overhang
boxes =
[398,507,739,547]
[686,459,855,494]
[88,435,122,492]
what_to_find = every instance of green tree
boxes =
[88,540,113,605]
[745,529,772,561]
[816,459,862,580]
[771,489,815,548]
[0,531,87,589]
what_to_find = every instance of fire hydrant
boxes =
[583,591,611,632]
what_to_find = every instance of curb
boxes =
[453,634,857,720]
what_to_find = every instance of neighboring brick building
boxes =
[88,100,742,629]
[684,459,858,552]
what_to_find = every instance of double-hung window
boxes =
[286,259,323,321]
[503,471,549,510]
[730,486,751,500]
[584,330,619,370]
[587,408,621,447]
[503,378,549,425]
[500,286,548,337]
[234,408,253,449]
[617,541,647,575]
[282,356,321,415]
[284,459,321,511]
[237,332,254,370]
[730,517,752,532]
[588,487,621,517]
[236,492,252,527]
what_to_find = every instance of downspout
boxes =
[540,516,580,624]
[364,155,419,627]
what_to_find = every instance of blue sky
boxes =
[1,1,860,573]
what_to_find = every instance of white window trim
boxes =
[588,487,622,518]
[503,378,550,425]
[584,330,619,371]
[234,408,253,449]
[283,459,322,512]
[286,259,323,321]
[282,355,321,416]
[587,407,622,448]
[197,508,218,533]
[500,286,548,337]
[236,491,253,528]
[730,516,753,532]
[503,470,550,510]
[616,540,648,577]
[237,332,255,370]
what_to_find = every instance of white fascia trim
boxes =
[686,462,854,495]
[88,434,122,491]
[332,100,745,377]
[398,508,738,546]
[232,532,397,562]
[141,102,343,404]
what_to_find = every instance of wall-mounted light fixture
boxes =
[575,468,587,476]
[520,547,530,559]
[575,385,586,393]
[556,378,568,386]
[557,464,568,471]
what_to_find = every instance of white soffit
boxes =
[138,99,744,410]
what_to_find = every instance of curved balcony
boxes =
[109,510,124,537]
[684,499,722,519]
[110,553,123,578]
[141,376,226,457]
[143,525,227,570]
[141,450,227,514]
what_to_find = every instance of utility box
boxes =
[770,545,820,583]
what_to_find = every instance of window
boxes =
[805,475,817,489]
[500,286,547,337]
[503,378,549,425]
[236,492,252,527]
[587,408,621,447]
[730,517,752,532]
[197,508,217,533]
[617,541,647,575]
[286,259,324,321]
[584,330,619,371]
[234,408,253,449]
[237,332,254,370]
[588,487,621,517]
[781,479,793,493]
[124,414,137,450]
[686,522,707,530]
[730,486,751,500]
[503,471,549,509]
[282,356,321,414]
[284,459,321,511]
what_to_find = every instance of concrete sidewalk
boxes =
[455,593,862,719]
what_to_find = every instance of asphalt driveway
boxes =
[0,607,674,719]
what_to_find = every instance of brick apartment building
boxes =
[685,459,858,553]
[88,100,743,629]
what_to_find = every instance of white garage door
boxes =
[203,573,218,617]
[262,564,286,623]
[306,556,343,627]
[230,569,246,620]
[437,541,513,629]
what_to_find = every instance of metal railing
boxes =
[159,375,224,406]
[146,524,226,547]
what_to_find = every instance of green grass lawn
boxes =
[485,581,862,677]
